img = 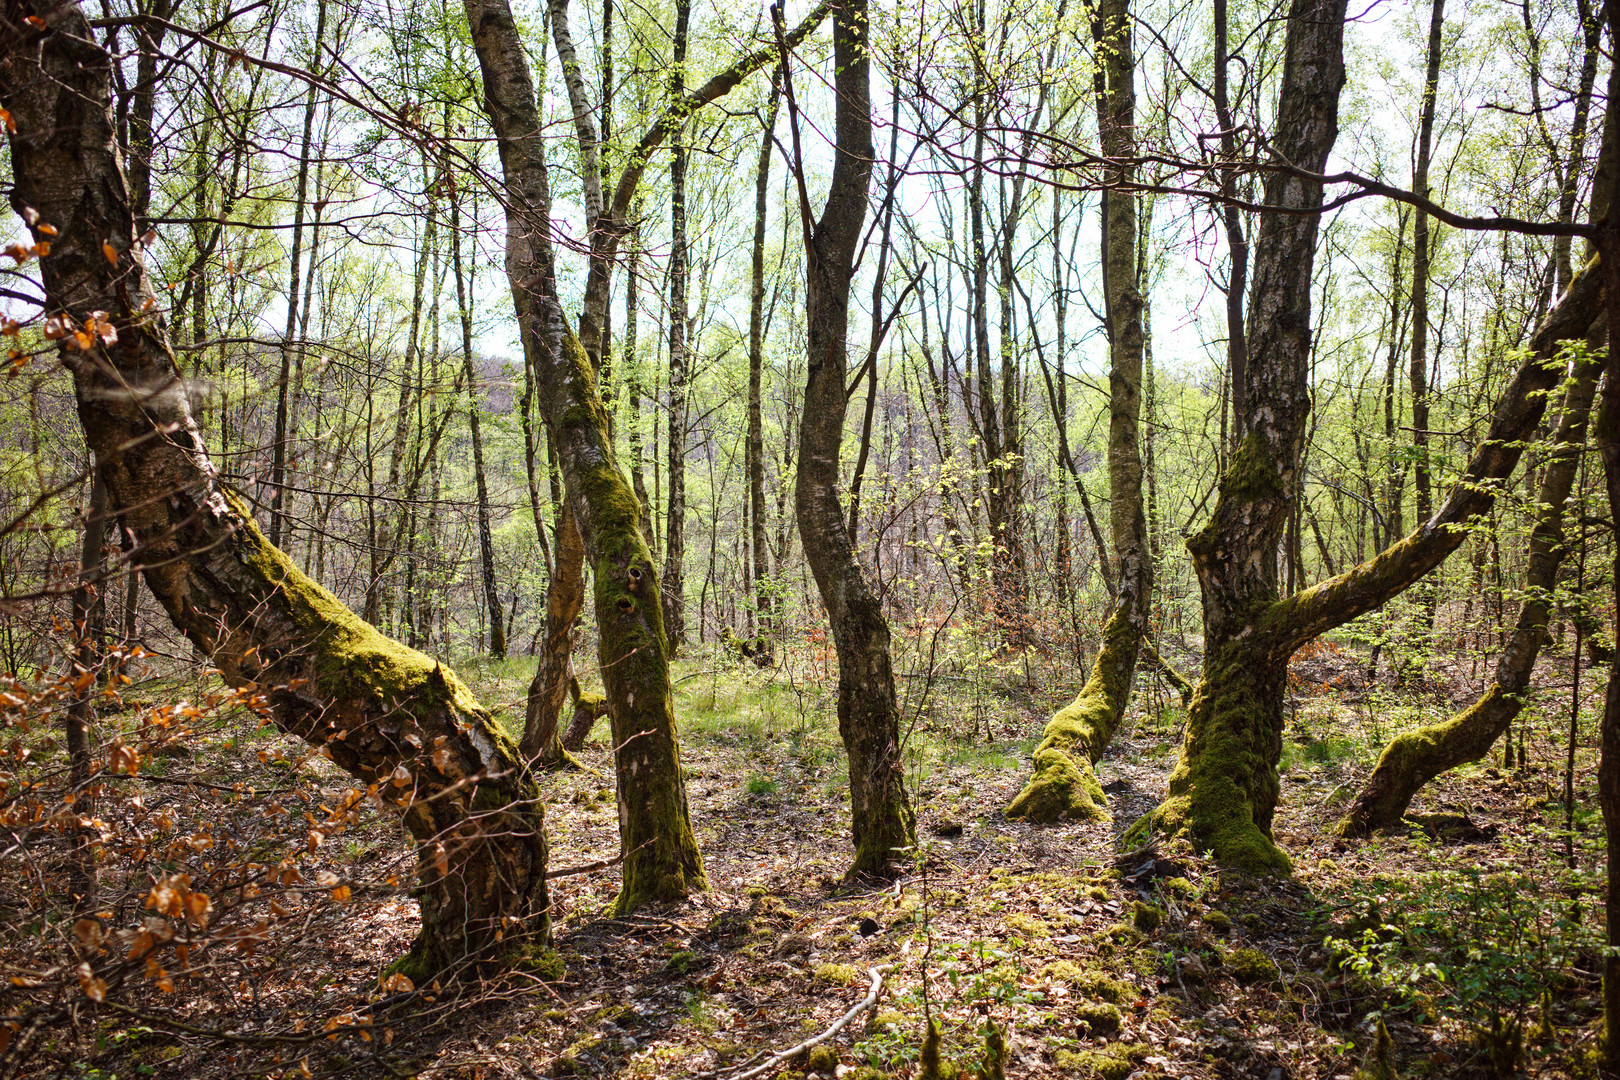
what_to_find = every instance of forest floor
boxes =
[5,628,1610,1080]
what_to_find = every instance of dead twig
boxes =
[716,964,892,1080]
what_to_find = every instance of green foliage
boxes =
[1324,868,1594,1047]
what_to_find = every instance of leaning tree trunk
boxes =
[465,0,706,909]
[0,0,549,978]
[784,0,916,877]
[1006,0,1149,823]
[1339,327,1602,836]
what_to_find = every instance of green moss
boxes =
[553,1035,606,1075]
[382,944,441,988]
[1076,971,1132,1004]
[1053,1044,1148,1080]
[1004,913,1049,939]
[1224,946,1278,985]
[920,1017,943,1080]
[846,1069,889,1080]
[1132,902,1162,932]
[1334,690,1505,837]
[1006,608,1141,824]
[1124,637,1293,876]
[804,1044,839,1073]
[867,1009,907,1033]
[514,943,566,981]
[1076,1001,1123,1037]
[1203,909,1233,935]
[813,962,859,986]
[1162,876,1198,899]
[665,949,699,973]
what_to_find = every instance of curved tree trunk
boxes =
[782,0,916,877]
[1006,0,1148,823]
[465,0,706,909]
[0,1,549,977]
[1339,337,1601,835]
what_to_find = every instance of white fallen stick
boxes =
[721,964,893,1080]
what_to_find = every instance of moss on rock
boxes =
[1224,946,1278,985]
[813,962,860,985]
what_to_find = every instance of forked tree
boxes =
[1128,0,1608,870]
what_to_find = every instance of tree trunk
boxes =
[660,0,693,650]
[268,0,328,551]
[1600,332,1620,1073]
[1125,0,1351,872]
[1340,331,1601,835]
[747,69,782,657]
[464,0,706,909]
[781,0,916,877]
[523,499,585,769]
[1130,246,1605,869]
[1213,0,1248,450]
[452,184,507,659]
[66,471,108,910]
[1407,0,1444,638]
[1006,0,1147,823]
[0,2,550,975]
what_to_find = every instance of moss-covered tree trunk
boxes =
[465,0,706,909]
[1133,248,1607,869]
[1007,0,1149,823]
[786,0,917,876]
[1123,0,1344,872]
[1339,337,1601,835]
[0,2,549,977]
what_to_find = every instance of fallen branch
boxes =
[720,964,892,1080]
[544,839,652,880]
